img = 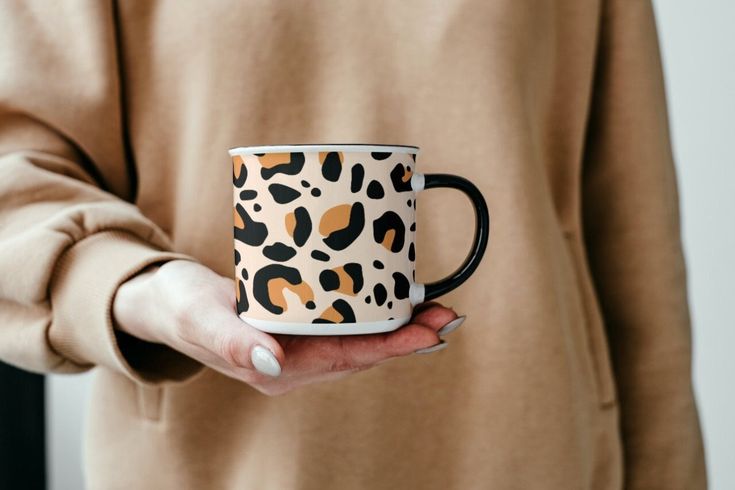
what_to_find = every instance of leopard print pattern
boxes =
[232,149,417,325]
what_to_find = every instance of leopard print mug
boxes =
[230,144,489,335]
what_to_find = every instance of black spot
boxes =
[373,284,388,306]
[392,272,410,300]
[252,264,306,314]
[268,183,301,204]
[263,242,297,262]
[292,206,312,247]
[410,222,416,232]
[387,301,393,309]
[407,199,412,207]
[371,152,392,160]
[312,299,356,324]
[373,260,384,269]
[365,296,371,304]
[234,249,241,265]
[366,180,385,199]
[241,268,249,280]
[321,152,342,182]
[236,279,249,314]
[319,264,363,295]
[305,301,316,310]
[332,299,356,322]
[410,153,416,161]
[373,211,406,253]
[311,188,321,197]
[240,190,257,200]
[413,200,416,209]
[311,250,330,261]
[233,158,247,188]
[234,203,268,246]
[343,263,364,294]
[389,317,395,320]
[413,270,416,281]
[350,164,365,193]
[254,203,262,211]
[408,242,415,261]
[390,163,412,192]
[261,152,305,180]
[301,180,310,188]
[323,202,365,251]
[319,269,340,291]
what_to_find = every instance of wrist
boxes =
[112,264,163,344]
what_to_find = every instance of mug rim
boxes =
[228,143,420,156]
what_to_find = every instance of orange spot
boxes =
[267,278,314,312]
[233,207,245,229]
[381,229,396,250]
[318,306,343,323]
[334,267,356,296]
[285,212,296,236]
[233,155,245,179]
[402,167,413,183]
[257,153,290,169]
[319,204,351,236]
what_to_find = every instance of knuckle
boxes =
[326,357,360,374]
[171,297,201,328]
[325,339,352,373]
[173,312,198,343]
[214,333,242,367]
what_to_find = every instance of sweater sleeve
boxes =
[0,2,202,384]
[582,1,706,488]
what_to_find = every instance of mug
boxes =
[229,144,489,335]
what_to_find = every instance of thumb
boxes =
[187,302,286,378]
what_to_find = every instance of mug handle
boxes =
[409,173,490,304]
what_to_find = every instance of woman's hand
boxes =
[112,260,465,396]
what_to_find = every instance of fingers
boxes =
[279,322,443,377]
[169,276,463,397]
[345,322,441,364]
[276,304,459,374]
[411,301,441,315]
[411,303,458,332]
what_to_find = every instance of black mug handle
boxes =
[412,173,490,303]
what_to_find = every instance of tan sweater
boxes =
[0,1,705,488]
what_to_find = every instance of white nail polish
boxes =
[414,340,448,355]
[251,345,281,377]
[437,316,466,337]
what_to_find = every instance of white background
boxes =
[47,1,735,488]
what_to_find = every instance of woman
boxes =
[0,1,705,488]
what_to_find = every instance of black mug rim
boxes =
[228,144,420,156]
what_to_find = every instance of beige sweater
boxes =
[0,1,705,488]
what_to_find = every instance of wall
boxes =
[654,1,735,488]
[47,373,90,490]
[46,1,734,488]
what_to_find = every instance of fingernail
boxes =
[251,345,281,377]
[414,340,448,355]
[437,316,466,337]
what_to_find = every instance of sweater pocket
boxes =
[136,384,163,421]
[564,232,616,407]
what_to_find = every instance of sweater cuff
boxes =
[49,230,204,385]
